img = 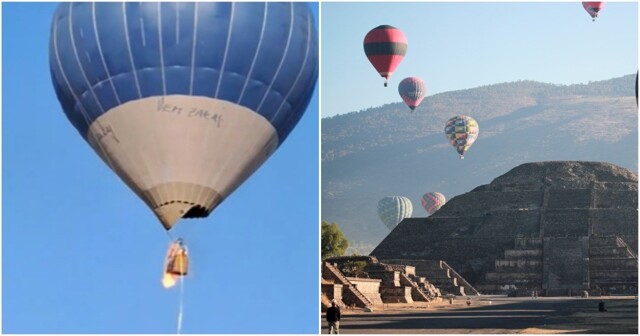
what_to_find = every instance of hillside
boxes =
[321,74,638,253]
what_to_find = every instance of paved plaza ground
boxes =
[321,296,638,334]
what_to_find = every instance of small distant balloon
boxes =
[444,116,479,159]
[421,192,446,215]
[582,2,605,21]
[363,25,408,87]
[398,77,427,111]
[377,196,413,231]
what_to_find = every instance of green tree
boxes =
[321,221,349,260]
[340,261,368,278]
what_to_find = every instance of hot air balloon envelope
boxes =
[363,25,407,87]
[398,77,426,111]
[377,196,413,231]
[444,115,479,159]
[49,2,318,230]
[421,192,446,215]
[582,2,605,20]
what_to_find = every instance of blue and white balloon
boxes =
[377,196,413,231]
[50,2,318,229]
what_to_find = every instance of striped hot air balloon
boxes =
[398,77,426,111]
[363,25,407,87]
[444,116,479,159]
[421,192,446,215]
[377,196,413,231]
[49,2,318,230]
[582,2,605,21]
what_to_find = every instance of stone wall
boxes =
[594,189,637,208]
[515,237,543,248]
[495,259,542,272]
[342,285,374,308]
[473,210,541,237]
[478,237,543,295]
[372,212,540,281]
[434,191,543,217]
[347,277,383,305]
[385,264,416,276]
[546,189,592,208]
[366,269,400,287]
[590,258,636,269]
[591,209,638,252]
[542,209,590,236]
[589,235,638,295]
[322,262,375,308]
[321,284,343,303]
[504,249,541,258]
[380,286,413,303]
[543,237,590,296]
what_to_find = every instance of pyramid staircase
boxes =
[477,237,543,295]
[398,272,437,302]
[381,259,479,296]
[589,236,638,295]
[322,262,374,308]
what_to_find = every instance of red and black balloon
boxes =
[582,2,605,21]
[364,25,408,87]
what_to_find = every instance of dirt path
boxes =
[321,296,638,334]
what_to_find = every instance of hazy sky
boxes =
[322,2,638,117]
[3,2,319,333]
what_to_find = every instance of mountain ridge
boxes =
[323,74,636,162]
[322,74,638,254]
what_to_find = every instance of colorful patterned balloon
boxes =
[421,192,446,215]
[363,25,407,87]
[398,77,426,111]
[377,196,413,231]
[444,115,479,159]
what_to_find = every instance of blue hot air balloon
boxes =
[49,2,318,230]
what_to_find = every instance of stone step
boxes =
[380,286,414,304]
[413,276,426,283]
[590,270,637,280]
[590,258,638,269]
[590,247,635,258]
[429,277,458,287]
[494,265,543,273]
[476,283,542,292]
[591,279,638,286]
[322,262,351,285]
[344,285,374,307]
[514,237,543,248]
[504,249,542,258]
[591,280,637,287]
[590,236,620,247]
[440,261,480,296]
[502,279,542,284]
[485,272,542,281]
[398,273,432,302]
[495,259,542,268]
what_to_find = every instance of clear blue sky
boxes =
[322,2,638,117]
[3,2,319,333]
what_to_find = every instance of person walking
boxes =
[326,300,341,334]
